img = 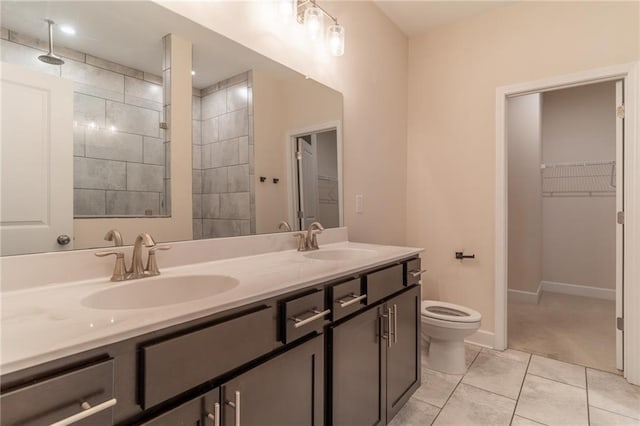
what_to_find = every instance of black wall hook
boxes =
[259,176,266,182]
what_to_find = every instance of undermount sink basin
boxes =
[303,248,376,261]
[82,275,240,310]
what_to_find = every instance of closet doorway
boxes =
[505,80,623,373]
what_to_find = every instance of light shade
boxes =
[278,0,295,22]
[304,5,323,41]
[327,24,345,56]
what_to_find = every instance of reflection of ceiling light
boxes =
[59,25,76,35]
[191,70,196,76]
[293,0,345,57]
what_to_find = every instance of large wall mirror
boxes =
[0,1,343,256]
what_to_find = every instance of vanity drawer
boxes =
[331,278,366,321]
[280,289,329,344]
[405,258,423,286]
[140,306,275,409]
[364,264,404,305]
[0,359,114,426]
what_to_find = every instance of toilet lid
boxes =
[421,300,482,323]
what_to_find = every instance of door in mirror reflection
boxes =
[294,129,339,231]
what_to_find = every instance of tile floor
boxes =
[508,292,616,373]
[389,343,640,426]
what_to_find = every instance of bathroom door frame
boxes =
[285,121,344,231]
[494,62,640,385]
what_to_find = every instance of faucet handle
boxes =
[293,233,307,251]
[146,245,171,276]
[94,251,127,282]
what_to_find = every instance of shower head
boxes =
[38,19,65,65]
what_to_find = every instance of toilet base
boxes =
[425,337,467,374]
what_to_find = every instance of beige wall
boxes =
[158,1,409,245]
[507,94,542,293]
[541,82,616,289]
[74,34,193,248]
[407,2,639,331]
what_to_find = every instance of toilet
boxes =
[421,300,482,374]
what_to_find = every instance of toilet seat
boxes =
[421,300,481,323]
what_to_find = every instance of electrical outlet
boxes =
[355,194,364,214]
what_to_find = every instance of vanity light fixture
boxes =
[292,0,345,56]
[191,70,196,76]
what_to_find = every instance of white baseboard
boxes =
[508,285,542,304]
[541,280,615,301]
[465,329,494,349]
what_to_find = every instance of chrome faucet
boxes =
[293,222,325,251]
[129,232,156,278]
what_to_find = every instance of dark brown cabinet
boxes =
[221,335,324,426]
[140,390,219,426]
[330,285,420,426]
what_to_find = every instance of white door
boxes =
[0,62,74,255]
[297,136,318,229]
[615,80,624,370]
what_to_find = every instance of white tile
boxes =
[192,144,202,170]
[226,82,247,112]
[192,95,202,121]
[144,137,165,166]
[126,163,164,192]
[74,157,126,190]
[62,59,124,102]
[192,219,203,239]
[105,191,160,216]
[210,219,250,237]
[86,55,144,79]
[73,189,105,216]
[202,117,219,143]
[124,76,162,111]
[218,109,248,140]
[238,136,249,164]
[192,194,202,219]
[433,383,515,426]
[73,126,85,156]
[219,193,250,220]
[388,397,440,426]
[462,352,528,399]
[74,93,106,128]
[192,171,202,194]
[515,374,588,426]
[589,406,640,426]
[413,367,462,408]
[193,120,202,145]
[212,139,239,168]
[227,165,250,192]
[587,369,640,419]
[202,89,226,119]
[85,128,143,162]
[202,194,221,219]
[106,101,160,138]
[510,416,545,426]
[528,355,586,388]
[203,168,227,194]
[482,348,531,364]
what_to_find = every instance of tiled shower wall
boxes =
[192,71,255,239]
[1,28,167,217]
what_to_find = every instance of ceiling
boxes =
[374,1,519,37]
[0,1,298,88]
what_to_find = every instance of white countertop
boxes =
[1,241,421,376]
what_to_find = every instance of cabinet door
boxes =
[140,390,219,426]
[386,285,421,421]
[221,335,323,426]
[331,305,386,426]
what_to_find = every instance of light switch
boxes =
[356,194,364,214]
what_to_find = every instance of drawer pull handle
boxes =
[290,309,331,328]
[393,303,398,343]
[49,398,117,426]
[336,293,367,308]
[382,308,392,348]
[226,391,241,426]
[207,402,221,426]
[409,269,427,278]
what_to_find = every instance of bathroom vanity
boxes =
[0,238,422,426]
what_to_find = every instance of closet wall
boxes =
[541,82,616,290]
